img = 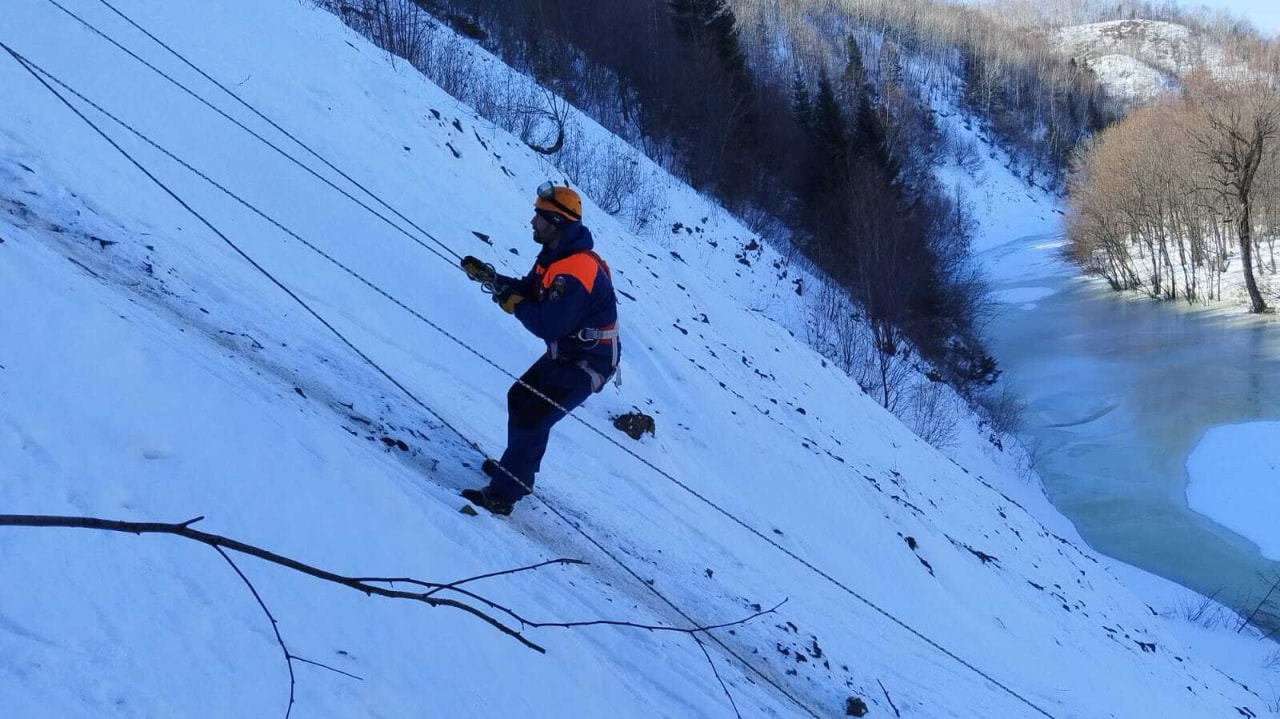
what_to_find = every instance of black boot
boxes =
[460,486,515,516]
[481,458,500,480]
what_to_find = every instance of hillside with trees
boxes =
[327,0,1107,405]
[330,0,1278,377]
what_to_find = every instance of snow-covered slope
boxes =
[0,1,1270,717]
[1054,19,1248,105]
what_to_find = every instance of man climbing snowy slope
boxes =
[459,182,620,515]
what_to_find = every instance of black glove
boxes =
[494,286,525,314]
[461,256,496,286]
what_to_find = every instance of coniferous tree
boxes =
[834,35,898,184]
[665,0,760,199]
[810,70,851,198]
[667,0,750,88]
[852,88,899,183]
[791,71,812,129]
[667,0,701,41]
[705,2,749,84]
[843,34,865,91]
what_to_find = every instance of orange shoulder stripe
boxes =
[543,253,600,293]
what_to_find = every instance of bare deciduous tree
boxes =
[516,88,570,156]
[1186,77,1280,313]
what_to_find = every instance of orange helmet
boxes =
[534,181,582,224]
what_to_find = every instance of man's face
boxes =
[531,213,560,245]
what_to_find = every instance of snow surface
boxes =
[1196,258,1280,316]
[1105,558,1280,711]
[1186,422,1280,560]
[0,1,1274,718]
[1087,53,1176,104]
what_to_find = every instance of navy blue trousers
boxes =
[490,355,594,502]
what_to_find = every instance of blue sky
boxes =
[1182,0,1280,34]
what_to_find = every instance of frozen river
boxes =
[983,232,1280,613]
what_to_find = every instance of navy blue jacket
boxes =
[497,223,620,378]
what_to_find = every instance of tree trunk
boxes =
[1238,199,1269,313]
